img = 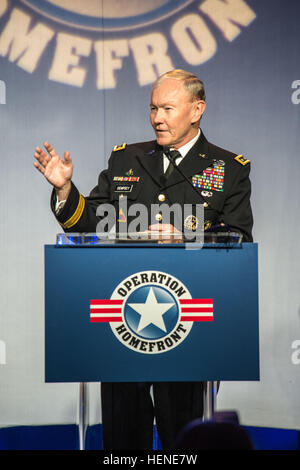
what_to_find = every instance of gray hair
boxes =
[152,69,206,101]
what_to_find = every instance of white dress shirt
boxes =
[163,128,201,172]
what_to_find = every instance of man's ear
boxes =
[191,100,206,124]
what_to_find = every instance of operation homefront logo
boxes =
[0,0,256,88]
[90,270,213,354]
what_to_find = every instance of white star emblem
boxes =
[128,287,174,333]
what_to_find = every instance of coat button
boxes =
[158,194,165,202]
[155,213,162,221]
[203,202,209,208]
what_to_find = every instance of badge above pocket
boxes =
[192,161,225,192]
[111,175,142,200]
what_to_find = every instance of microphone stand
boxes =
[163,148,211,208]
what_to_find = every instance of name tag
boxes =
[114,185,133,192]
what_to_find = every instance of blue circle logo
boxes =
[110,270,194,354]
[124,285,179,340]
[21,0,195,31]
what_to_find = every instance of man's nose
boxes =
[153,109,164,124]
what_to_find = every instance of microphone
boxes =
[163,147,210,207]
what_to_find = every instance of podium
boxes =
[44,236,259,448]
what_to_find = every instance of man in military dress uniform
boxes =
[34,69,253,449]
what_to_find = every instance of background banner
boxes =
[0,0,299,431]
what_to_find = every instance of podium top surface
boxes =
[55,231,245,248]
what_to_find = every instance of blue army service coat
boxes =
[51,131,253,242]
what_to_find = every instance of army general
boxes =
[34,69,253,449]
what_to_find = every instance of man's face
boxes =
[150,78,205,149]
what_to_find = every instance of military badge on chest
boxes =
[192,160,225,193]
[113,171,140,193]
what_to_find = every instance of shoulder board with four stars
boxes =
[234,154,250,166]
[113,142,127,152]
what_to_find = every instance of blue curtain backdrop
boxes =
[0,0,299,448]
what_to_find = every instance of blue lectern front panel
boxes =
[44,243,259,382]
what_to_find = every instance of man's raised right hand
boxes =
[34,141,73,200]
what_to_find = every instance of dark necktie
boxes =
[164,150,181,179]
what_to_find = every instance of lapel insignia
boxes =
[234,154,250,166]
[113,142,127,152]
[192,162,225,192]
[199,153,206,158]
